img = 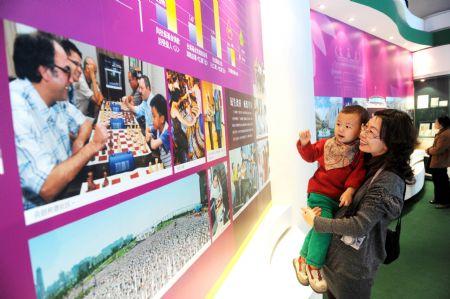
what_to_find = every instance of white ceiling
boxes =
[309,0,431,52]
[409,0,450,18]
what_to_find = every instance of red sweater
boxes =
[297,139,366,200]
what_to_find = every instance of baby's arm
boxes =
[339,187,355,207]
[296,130,325,162]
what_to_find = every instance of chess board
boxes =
[98,110,138,127]
[88,128,151,166]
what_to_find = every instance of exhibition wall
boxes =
[0,1,271,298]
[311,10,415,139]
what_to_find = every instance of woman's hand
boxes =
[301,207,322,227]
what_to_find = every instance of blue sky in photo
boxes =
[29,173,202,289]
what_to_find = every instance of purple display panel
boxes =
[0,0,263,96]
[0,1,269,298]
[311,10,414,98]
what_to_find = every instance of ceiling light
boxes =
[389,36,394,40]
[348,17,355,22]
[420,79,425,82]
[371,28,376,32]
[319,4,326,10]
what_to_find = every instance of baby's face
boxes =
[334,113,361,144]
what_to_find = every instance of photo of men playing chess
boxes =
[4,21,173,218]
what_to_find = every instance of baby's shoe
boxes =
[292,257,309,286]
[306,265,327,293]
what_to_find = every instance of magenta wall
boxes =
[311,11,414,98]
[0,1,270,298]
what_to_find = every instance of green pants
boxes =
[300,193,339,268]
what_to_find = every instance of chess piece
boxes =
[148,161,153,173]
[87,171,96,192]
[102,171,109,187]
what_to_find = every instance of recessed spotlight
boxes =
[319,4,326,10]
[420,79,426,82]
[389,36,394,40]
[348,17,355,22]
[371,28,376,32]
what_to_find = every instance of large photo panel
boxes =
[29,171,210,299]
[4,20,174,224]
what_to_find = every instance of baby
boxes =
[293,105,369,293]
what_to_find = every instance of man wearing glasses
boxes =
[9,32,108,210]
[59,39,93,154]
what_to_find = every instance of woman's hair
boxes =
[371,109,417,184]
[437,115,450,129]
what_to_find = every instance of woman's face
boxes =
[359,116,388,156]
[434,120,442,130]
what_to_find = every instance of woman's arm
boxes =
[305,184,401,237]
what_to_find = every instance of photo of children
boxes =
[315,97,343,139]
[3,20,172,224]
[208,162,230,238]
[29,172,210,299]
[229,143,259,216]
[202,81,226,161]
[166,70,206,172]
[256,138,270,189]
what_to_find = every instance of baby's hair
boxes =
[340,105,369,125]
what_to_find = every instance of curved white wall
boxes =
[261,0,317,228]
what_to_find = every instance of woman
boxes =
[301,109,416,298]
[426,115,450,208]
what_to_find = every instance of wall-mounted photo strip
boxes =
[166,69,206,173]
[229,143,259,217]
[29,171,210,299]
[315,97,343,139]
[202,81,226,161]
[252,59,265,99]
[3,20,173,224]
[256,138,270,190]
[255,97,268,138]
[386,97,414,118]
[207,162,231,238]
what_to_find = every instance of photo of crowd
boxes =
[229,144,259,216]
[29,172,210,299]
[166,70,205,170]
[202,81,226,161]
[3,20,172,222]
[208,162,230,237]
